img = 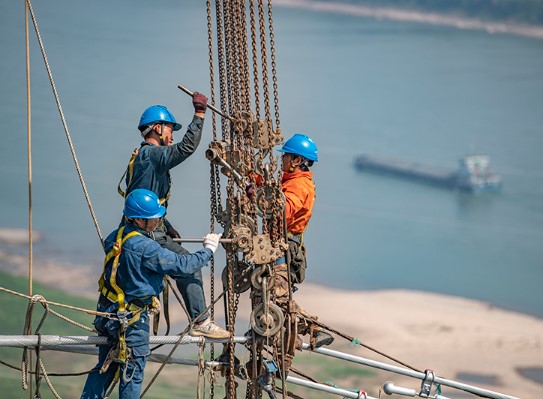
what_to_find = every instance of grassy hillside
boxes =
[0,270,97,398]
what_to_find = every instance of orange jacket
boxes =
[281,171,315,234]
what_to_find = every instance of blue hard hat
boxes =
[278,133,318,162]
[138,105,182,132]
[124,189,166,219]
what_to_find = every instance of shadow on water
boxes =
[515,367,543,386]
[456,371,501,386]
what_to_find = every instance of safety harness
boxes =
[98,226,146,376]
[117,144,171,205]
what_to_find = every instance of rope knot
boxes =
[30,294,46,304]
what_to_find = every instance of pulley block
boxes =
[250,266,274,292]
[230,225,253,253]
[223,214,256,252]
[206,140,242,182]
[245,234,284,265]
[221,260,253,294]
[250,302,284,337]
[233,111,255,137]
[252,120,283,149]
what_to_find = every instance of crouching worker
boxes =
[80,189,223,399]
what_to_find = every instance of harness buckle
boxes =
[117,310,130,329]
[112,242,121,256]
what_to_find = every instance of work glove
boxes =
[203,233,222,253]
[193,92,208,114]
[165,224,181,239]
[245,182,255,201]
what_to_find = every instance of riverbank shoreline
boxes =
[275,0,543,40]
[1,232,542,398]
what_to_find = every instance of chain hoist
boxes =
[203,1,290,398]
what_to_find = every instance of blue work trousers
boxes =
[153,228,208,322]
[80,308,150,399]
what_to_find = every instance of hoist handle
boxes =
[177,84,233,121]
[172,238,233,244]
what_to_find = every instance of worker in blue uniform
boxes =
[118,95,228,339]
[80,189,223,399]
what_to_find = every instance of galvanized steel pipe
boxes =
[301,344,520,399]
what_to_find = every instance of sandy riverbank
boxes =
[1,237,542,398]
[274,0,543,40]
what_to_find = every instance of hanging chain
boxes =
[257,0,272,127]
[206,1,288,397]
[266,0,281,130]
[249,1,261,120]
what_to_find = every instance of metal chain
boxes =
[207,3,221,398]
[266,0,281,130]
[215,0,229,139]
[206,1,289,397]
[239,0,251,111]
[257,0,272,128]
[249,0,261,120]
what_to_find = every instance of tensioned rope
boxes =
[25,0,33,299]
[0,286,112,319]
[25,0,104,247]
[24,2,34,398]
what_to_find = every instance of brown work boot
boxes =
[313,330,334,348]
[190,318,230,339]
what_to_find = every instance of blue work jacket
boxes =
[126,116,204,205]
[102,222,212,304]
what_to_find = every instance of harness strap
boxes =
[162,280,171,335]
[98,226,142,309]
[117,148,139,199]
[109,227,142,312]
[117,145,171,204]
[152,277,171,336]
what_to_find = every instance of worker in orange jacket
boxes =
[274,133,334,349]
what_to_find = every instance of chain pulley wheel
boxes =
[223,215,256,252]
[222,260,252,294]
[231,226,253,253]
[250,302,284,337]
[250,266,274,291]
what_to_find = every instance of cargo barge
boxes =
[354,154,502,192]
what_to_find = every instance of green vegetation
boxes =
[334,0,543,26]
[0,271,378,397]
[293,350,376,382]
[0,270,95,335]
[0,270,96,398]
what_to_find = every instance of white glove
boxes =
[203,233,222,253]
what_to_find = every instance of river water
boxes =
[1,1,542,318]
